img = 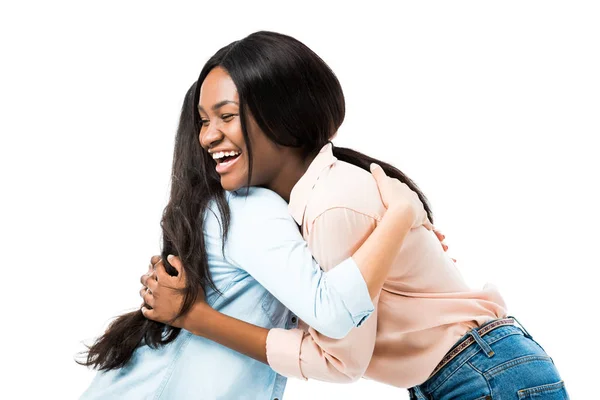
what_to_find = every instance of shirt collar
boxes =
[288,143,337,225]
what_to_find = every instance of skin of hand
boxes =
[140,255,205,327]
[369,163,432,230]
[369,164,453,260]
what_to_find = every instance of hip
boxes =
[409,318,569,399]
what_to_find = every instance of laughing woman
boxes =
[79,66,431,400]
[140,31,569,399]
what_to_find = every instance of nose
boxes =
[199,119,223,149]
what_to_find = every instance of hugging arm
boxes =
[267,207,380,381]
[142,165,428,365]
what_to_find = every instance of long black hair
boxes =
[79,30,432,371]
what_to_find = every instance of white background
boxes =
[1,1,598,399]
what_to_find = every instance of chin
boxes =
[220,176,246,192]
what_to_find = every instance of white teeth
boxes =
[212,151,240,160]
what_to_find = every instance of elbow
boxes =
[325,310,374,339]
[328,360,370,383]
[344,358,371,382]
[313,308,373,339]
[327,374,357,384]
[346,372,362,383]
[313,316,354,340]
[327,324,353,340]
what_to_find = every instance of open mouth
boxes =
[213,150,241,163]
[216,154,240,164]
[212,150,242,173]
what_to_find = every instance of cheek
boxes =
[244,122,282,184]
[220,154,251,190]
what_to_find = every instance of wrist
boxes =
[180,301,212,337]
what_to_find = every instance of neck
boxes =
[267,149,316,202]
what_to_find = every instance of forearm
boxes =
[352,205,413,298]
[267,306,379,382]
[182,302,269,364]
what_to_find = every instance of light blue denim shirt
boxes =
[81,187,374,400]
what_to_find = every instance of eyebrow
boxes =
[197,100,239,114]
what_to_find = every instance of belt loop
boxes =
[508,315,533,340]
[469,328,495,358]
[409,386,429,400]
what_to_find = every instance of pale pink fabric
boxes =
[266,143,508,388]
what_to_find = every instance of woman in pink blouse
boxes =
[142,31,569,399]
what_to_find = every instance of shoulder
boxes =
[227,187,290,220]
[308,161,385,222]
[221,188,305,258]
[205,187,292,230]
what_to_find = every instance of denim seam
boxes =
[154,331,193,399]
[427,346,481,393]
[208,270,246,309]
[467,360,483,374]
[468,361,494,399]
[261,290,290,327]
[485,330,522,347]
[483,355,553,379]
[517,380,565,398]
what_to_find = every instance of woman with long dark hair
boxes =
[82,31,568,399]
[137,31,568,399]
[79,49,431,400]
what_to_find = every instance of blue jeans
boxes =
[409,319,569,399]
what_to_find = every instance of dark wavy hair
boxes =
[79,30,432,371]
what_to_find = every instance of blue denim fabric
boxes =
[409,321,569,399]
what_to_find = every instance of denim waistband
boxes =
[418,324,527,394]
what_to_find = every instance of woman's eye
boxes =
[200,119,209,126]
[222,114,236,122]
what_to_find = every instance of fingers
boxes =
[432,228,451,252]
[153,256,186,290]
[423,219,434,231]
[154,258,170,281]
[140,288,154,307]
[369,163,387,183]
[434,229,445,243]
[140,270,157,287]
[141,306,157,321]
[166,255,183,276]
[141,273,148,287]
[157,255,186,283]
[150,255,162,267]
[146,276,159,291]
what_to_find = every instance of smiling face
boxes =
[198,67,287,191]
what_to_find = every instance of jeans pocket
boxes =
[517,380,568,399]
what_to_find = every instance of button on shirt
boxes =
[266,143,508,388]
[81,187,374,400]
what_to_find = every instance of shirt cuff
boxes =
[266,328,307,380]
[325,257,374,327]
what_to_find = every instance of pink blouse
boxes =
[265,143,508,388]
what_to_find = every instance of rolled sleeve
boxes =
[266,328,307,380]
[325,257,374,329]
[224,189,373,339]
